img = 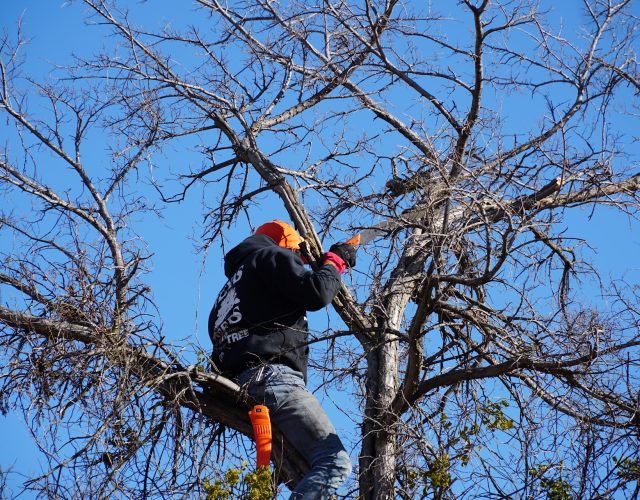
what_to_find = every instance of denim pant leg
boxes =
[237,364,352,500]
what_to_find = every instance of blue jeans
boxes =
[237,364,352,500]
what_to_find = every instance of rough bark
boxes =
[360,337,400,499]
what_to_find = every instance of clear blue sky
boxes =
[1,1,639,498]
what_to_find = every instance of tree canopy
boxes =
[1,0,639,498]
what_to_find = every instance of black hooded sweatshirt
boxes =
[208,234,341,381]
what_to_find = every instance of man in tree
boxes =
[208,220,356,499]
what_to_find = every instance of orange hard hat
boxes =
[255,220,303,251]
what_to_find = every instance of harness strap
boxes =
[253,365,267,404]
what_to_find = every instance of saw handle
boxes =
[345,234,361,245]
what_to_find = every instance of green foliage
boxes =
[614,457,640,482]
[403,467,419,491]
[541,477,572,500]
[204,463,273,500]
[447,400,514,467]
[244,467,274,500]
[420,402,515,496]
[480,399,514,432]
[530,464,572,500]
[426,454,452,489]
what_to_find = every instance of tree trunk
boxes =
[359,334,399,499]
[359,236,426,498]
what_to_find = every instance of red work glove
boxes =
[322,251,346,274]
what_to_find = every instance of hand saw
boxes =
[343,176,563,246]
[344,206,429,246]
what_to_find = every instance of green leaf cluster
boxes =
[480,399,514,431]
[448,401,514,467]
[426,454,452,489]
[530,464,572,500]
[204,463,273,500]
[614,457,640,481]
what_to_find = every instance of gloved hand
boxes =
[322,252,346,274]
[329,242,357,268]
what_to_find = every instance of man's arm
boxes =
[261,249,342,311]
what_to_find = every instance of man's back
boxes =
[208,233,341,379]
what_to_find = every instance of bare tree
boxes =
[2,0,640,498]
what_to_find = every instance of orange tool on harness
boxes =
[249,404,272,468]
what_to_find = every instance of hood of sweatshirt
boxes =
[223,233,276,278]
